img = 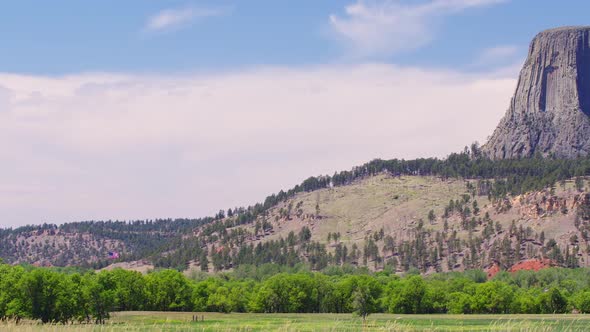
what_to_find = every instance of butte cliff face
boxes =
[483,26,590,159]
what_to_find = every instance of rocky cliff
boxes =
[484,26,590,159]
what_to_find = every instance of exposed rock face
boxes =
[483,27,590,159]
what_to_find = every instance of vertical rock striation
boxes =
[483,26,590,159]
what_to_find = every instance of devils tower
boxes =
[483,26,590,159]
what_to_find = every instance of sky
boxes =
[0,0,588,227]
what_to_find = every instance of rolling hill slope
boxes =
[189,173,590,274]
[2,155,590,276]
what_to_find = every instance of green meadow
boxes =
[3,312,590,332]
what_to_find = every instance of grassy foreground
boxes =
[2,312,590,331]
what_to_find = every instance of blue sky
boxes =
[1,0,588,74]
[0,0,588,226]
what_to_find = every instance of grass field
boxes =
[3,312,590,331]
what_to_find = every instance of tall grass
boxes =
[2,313,589,332]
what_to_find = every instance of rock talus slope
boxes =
[484,27,590,158]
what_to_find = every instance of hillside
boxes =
[188,173,590,274]
[3,154,590,276]
[0,218,210,269]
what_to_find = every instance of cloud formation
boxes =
[146,6,227,31]
[329,0,508,57]
[0,64,515,227]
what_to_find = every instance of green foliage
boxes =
[7,260,590,324]
[539,287,568,314]
[510,289,541,314]
[385,276,428,314]
[351,276,382,320]
[447,292,473,314]
[471,281,514,314]
[82,272,116,324]
[572,291,590,313]
[145,270,193,311]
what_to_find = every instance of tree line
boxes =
[3,263,590,324]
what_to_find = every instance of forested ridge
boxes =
[0,218,213,268]
[3,147,590,272]
[2,263,590,324]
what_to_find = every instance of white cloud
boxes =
[329,0,508,57]
[0,64,515,226]
[146,6,227,31]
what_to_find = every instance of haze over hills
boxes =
[4,26,590,276]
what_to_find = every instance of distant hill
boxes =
[0,217,213,268]
[2,154,590,275]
